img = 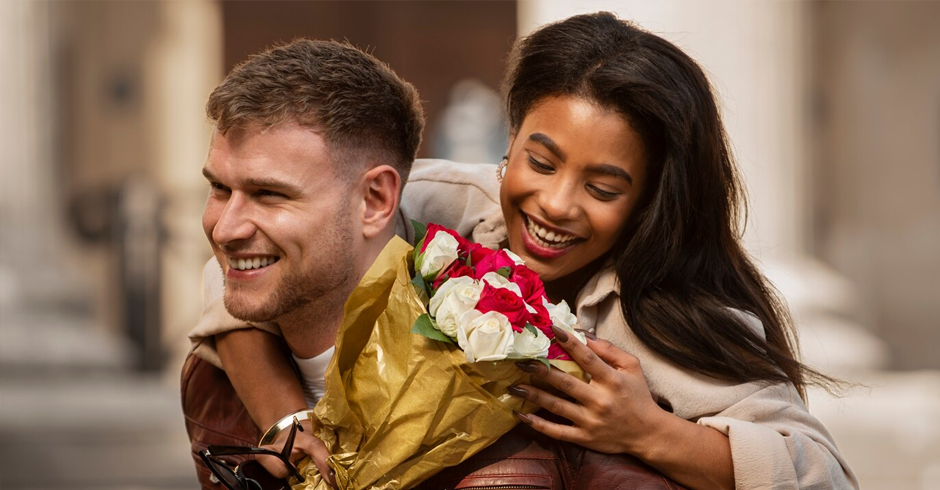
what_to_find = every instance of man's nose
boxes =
[211,194,256,246]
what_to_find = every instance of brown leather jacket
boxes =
[181,353,685,490]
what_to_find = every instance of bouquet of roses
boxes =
[293,223,585,490]
[411,222,586,363]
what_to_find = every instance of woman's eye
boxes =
[527,155,554,173]
[588,185,621,201]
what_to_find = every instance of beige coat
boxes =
[190,159,858,490]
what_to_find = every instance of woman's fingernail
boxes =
[576,328,597,340]
[551,324,570,343]
[516,361,539,373]
[515,411,533,425]
[507,385,528,397]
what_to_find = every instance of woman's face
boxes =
[500,95,648,284]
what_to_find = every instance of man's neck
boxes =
[277,297,345,359]
[276,229,395,359]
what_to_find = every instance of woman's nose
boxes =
[536,182,580,222]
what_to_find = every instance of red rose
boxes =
[509,266,547,307]
[473,249,517,279]
[431,262,475,290]
[526,301,553,331]
[467,243,495,265]
[420,223,471,254]
[475,283,530,332]
[548,342,571,360]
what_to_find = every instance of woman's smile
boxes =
[520,212,582,259]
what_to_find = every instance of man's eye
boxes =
[527,155,554,173]
[256,189,286,199]
[209,182,229,193]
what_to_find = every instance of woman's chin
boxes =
[522,260,560,283]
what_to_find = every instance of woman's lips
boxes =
[519,215,579,260]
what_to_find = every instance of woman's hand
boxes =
[510,325,669,455]
[257,418,335,488]
[511,326,735,490]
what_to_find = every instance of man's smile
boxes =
[225,255,281,271]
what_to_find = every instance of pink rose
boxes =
[475,283,530,332]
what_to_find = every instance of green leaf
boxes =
[411,274,430,304]
[411,314,456,345]
[496,266,512,278]
[524,323,539,336]
[412,271,427,292]
[533,357,551,369]
[410,219,427,247]
[412,220,428,266]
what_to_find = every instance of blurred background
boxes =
[0,0,938,488]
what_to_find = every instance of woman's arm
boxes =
[217,327,335,485]
[513,327,733,490]
[216,328,307,429]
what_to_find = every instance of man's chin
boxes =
[223,296,280,324]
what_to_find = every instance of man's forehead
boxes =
[203,124,344,188]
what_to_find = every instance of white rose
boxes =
[456,310,515,363]
[418,232,459,278]
[504,250,526,266]
[543,298,587,344]
[509,327,551,359]
[481,271,523,297]
[428,276,483,337]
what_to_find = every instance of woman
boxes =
[194,12,856,490]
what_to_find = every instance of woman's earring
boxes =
[496,156,508,183]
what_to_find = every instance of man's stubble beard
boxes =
[222,213,357,325]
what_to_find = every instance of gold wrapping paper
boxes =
[292,237,583,490]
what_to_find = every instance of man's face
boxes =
[201,123,357,323]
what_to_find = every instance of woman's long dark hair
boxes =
[504,12,835,398]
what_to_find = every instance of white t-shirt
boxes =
[292,346,335,408]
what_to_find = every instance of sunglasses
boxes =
[198,416,307,490]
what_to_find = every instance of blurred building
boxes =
[1,1,938,489]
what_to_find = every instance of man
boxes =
[183,38,506,488]
[184,38,424,486]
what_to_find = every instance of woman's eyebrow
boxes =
[528,132,567,161]
[585,164,633,185]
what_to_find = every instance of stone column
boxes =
[0,0,63,303]
[143,0,224,371]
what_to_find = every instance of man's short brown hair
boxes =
[207,39,424,181]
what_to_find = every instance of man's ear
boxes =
[359,164,401,239]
